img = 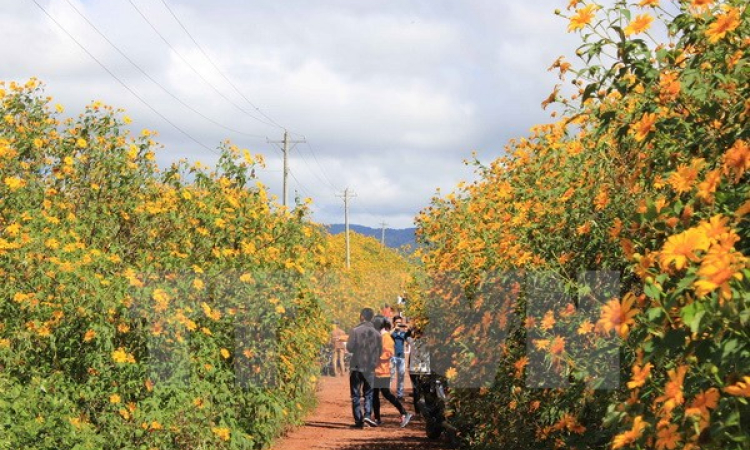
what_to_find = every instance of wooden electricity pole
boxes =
[267,130,305,207]
[337,188,356,269]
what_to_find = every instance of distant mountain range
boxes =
[325,224,417,250]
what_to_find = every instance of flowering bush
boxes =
[0,80,329,449]
[415,1,748,449]
[319,232,415,330]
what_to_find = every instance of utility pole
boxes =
[336,188,356,269]
[379,221,388,248]
[267,130,305,207]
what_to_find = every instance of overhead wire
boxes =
[125,0,279,130]
[61,0,266,140]
[29,0,219,155]
[157,0,286,131]
[300,139,341,192]
[152,1,350,200]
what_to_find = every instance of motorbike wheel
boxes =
[426,422,443,440]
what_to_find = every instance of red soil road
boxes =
[269,374,453,450]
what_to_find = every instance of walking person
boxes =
[390,315,411,400]
[372,316,412,428]
[347,307,382,428]
[331,321,348,377]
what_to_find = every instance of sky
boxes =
[1,0,580,228]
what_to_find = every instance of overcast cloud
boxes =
[1,0,579,228]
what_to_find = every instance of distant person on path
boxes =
[372,316,412,428]
[347,307,382,428]
[331,322,348,377]
[381,303,394,320]
[390,315,411,400]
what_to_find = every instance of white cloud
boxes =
[1,0,582,229]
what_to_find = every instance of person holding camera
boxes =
[390,315,411,400]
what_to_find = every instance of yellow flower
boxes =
[694,249,745,299]
[658,227,710,271]
[577,320,594,335]
[612,415,648,449]
[212,426,231,441]
[723,376,750,397]
[239,273,253,283]
[627,362,653,389]
[112,347,135,364]
[632,112,657,141]
[192,278,205,290]
[110,393,121,404]
[706,7,740,44]
[723,139,749,183]
[596,293,640,338]
[685,388,720,417]
[5,223,21,236]
[655,365,688,413]
[220,348,230,359]
[4,176,26,190]
[667,163,700,193]
[624,14,653,36]
[83,329,96,342]
[690,0,713,8]
[445,367,458,380]
[638,0,659,7]
[540,310,556,330]
[76,137,87,148]
[655,422,681,450]
[152,288,170,312]
[568,5,599,32]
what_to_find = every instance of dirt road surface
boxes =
[269,374,453,450]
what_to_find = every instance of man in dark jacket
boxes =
[346,307,382,428]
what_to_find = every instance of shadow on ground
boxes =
[334,435,454,450]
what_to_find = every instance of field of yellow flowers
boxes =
[415,1,748,449]
[0,79,331,449]
[319,232,415,330]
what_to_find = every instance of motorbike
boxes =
[416,373,459,446]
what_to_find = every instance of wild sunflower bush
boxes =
[318,232,415,330]
[0,79,329,449]
[415,1,748,449]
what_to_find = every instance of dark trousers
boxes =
[350,370,374,425]
[373,377,406,421]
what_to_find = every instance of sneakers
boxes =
[399,413,413,428]
[363,417,379,427]
[349,422,364,429]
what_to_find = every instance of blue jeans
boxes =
[350,370,374,425]
[390,356,406,398]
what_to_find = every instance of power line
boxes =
[301,139,341,192]
[126,0,278,129]
[157,0,285,130]
[30,0,218,155]
[149,0,345,200]
[61,0,266,140]
[287,168,312,200]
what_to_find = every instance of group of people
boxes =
[336,307,430,429]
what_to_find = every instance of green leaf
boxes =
[690,310,705,334]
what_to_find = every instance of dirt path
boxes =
[269,374,453,450]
